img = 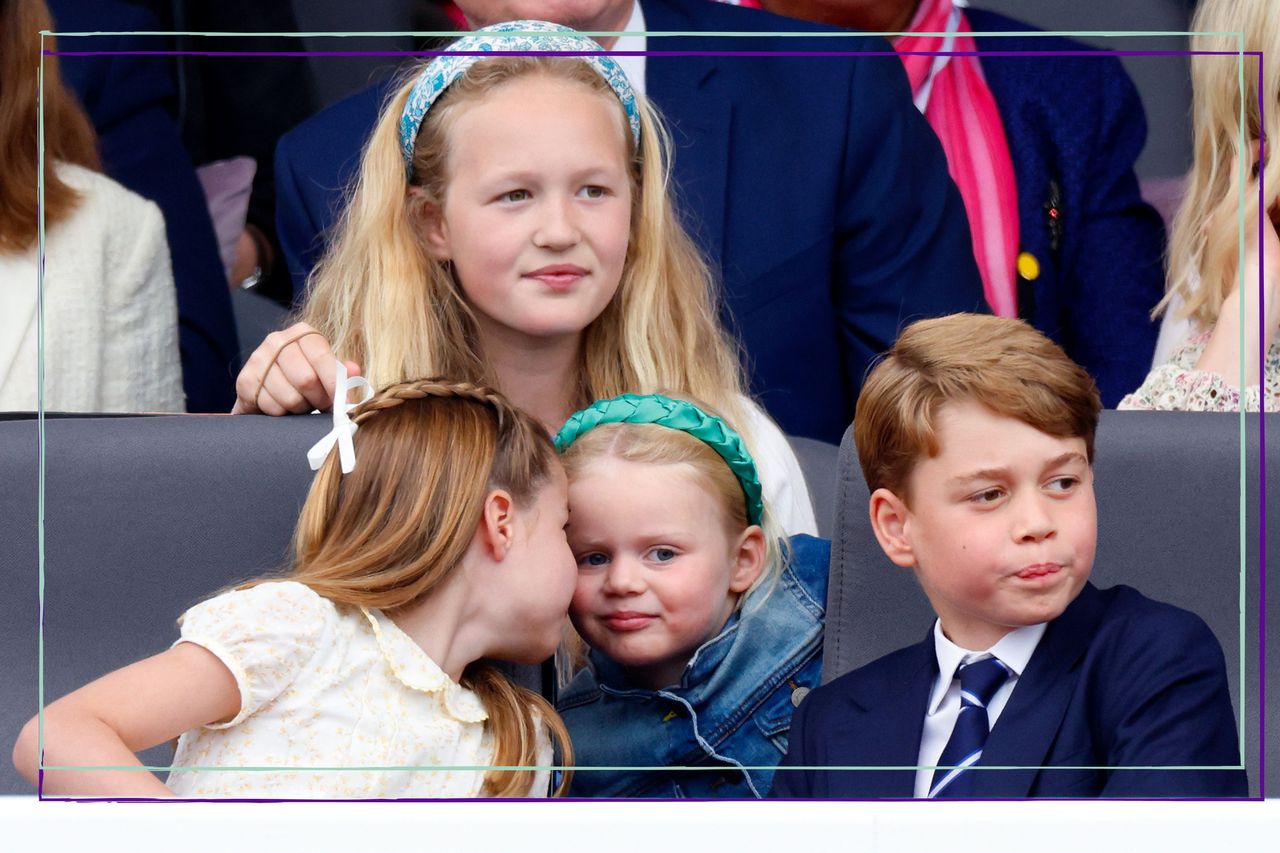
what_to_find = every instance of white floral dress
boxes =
[165,581,551,798]
[1119,329,1280,412]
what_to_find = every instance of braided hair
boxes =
[253,377,571,796]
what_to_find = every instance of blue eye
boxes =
[578,552,609,568]
[647,547,677,563]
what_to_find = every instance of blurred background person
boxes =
[761,0,1168,408]
[1122,0,1279,412]
[47,0,240,411]
[0,0,184,412]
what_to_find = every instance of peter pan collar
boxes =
[361,607,488,723]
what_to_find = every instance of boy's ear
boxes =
[727,525,767,594]
[868,488,916,569]
[477,489,515,561]
[408,186,451,261]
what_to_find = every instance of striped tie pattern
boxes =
[928,656,1012,798]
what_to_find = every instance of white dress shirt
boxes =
[913,621,1047,798]
[612,2,646,95]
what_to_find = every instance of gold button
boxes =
[1017,251,1040,281]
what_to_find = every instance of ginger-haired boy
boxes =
[772,314,1246,798]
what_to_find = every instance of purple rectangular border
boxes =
[32,39,1269,804]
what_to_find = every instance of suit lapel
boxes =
[973,585,1105,796]
[843,635,937,797]
[640,0,730,268]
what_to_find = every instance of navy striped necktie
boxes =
[929,656,1013,798]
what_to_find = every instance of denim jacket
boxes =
[558,534,829,798]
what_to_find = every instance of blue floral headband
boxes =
[398,20,641,180]
[554,394,765,527]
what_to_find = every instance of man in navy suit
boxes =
[759,0,1167,408]
[965,8,1166,409]
[772,314,1246,799]
[272,0,985,443]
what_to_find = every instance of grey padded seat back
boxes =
[822,411,1276,797]
[0,414,545,795]
[787,435,841,538]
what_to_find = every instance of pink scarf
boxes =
[896,0,1020,316]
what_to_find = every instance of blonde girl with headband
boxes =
[15,379,576,798]
[1121,0,1280,411]
[232,21,817,535]
[553,393,830,798]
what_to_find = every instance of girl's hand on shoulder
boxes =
[231,322,361,415]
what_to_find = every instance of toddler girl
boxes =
[554,393,830,798]
[15,377,575,798]
[232,21,816,535]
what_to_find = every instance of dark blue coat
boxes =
[273,0,985,443]
[967,8,1166,407]
[771,583,1247,798]
[49,0,240,412]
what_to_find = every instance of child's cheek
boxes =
[568,581,595,625]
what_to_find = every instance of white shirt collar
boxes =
[927,620,1047,715]
[612,0,646,96]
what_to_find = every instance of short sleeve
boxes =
[739,397,819,536]
[175,581,334,729]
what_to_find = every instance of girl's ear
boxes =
[477,489,516,561]
[727,525,767,594]
[408,186,451,261]
[868,488,915,569]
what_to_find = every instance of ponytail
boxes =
[462,662,574,796]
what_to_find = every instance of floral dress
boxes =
[1119,329,1280,412]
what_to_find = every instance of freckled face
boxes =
[566,458,757,690]
[426,75,633,349]
[900,400,1097,650]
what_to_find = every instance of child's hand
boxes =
[231,322,362,415]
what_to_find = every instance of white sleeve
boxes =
[738,397,818,536]
[175,581,334,728]
[102,192,185,412]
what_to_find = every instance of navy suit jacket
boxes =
[771,583,1247,798]
[968,8,1166,408]
[49,0,240,412]
[274,0,984,443]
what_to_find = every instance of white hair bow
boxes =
[306,361,374,474]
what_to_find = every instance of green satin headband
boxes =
[553,393,764,526]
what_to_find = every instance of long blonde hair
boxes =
[1160,0,1280,327]
[300,54,750,432]
[251,378,572,797]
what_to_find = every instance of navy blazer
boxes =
[771,583,1247,798]
[273,0,984,443]
[48,0,240,412]
[967,8,1166,408]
